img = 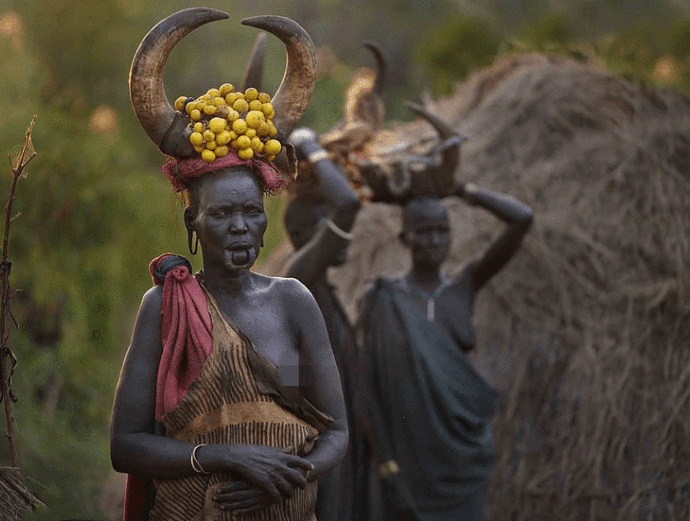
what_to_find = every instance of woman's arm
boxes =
[454,183,534,292]
[285,128,361,286]
[110,286,312,500]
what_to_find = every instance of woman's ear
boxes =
[183,206,196,233]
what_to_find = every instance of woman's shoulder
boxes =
[139,284,163,314]
[252,272,314,301]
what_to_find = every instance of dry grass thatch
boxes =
[0,469,41,520]
[260,52,690,520]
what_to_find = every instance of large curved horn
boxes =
[129,8,229,158]
[239,32,268,92]
[241,16,316,141]
[363,40,387,95]
[404,101,463,181]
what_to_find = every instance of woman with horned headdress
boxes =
[355,103,534,521]
[281,40,387,521]
[110,8,347,521]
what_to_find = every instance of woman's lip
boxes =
[226,243,252,251]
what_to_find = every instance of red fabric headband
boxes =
[161,151,289,194]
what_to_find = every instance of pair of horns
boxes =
[129,7,316,159]
[404,101,462,185]
[362,40,386,95]
[359,102,464,203]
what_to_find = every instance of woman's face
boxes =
[284,200,331,251]
[402,198,450,271]
[186,168,267,272]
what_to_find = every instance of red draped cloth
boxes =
[123,253,213,521]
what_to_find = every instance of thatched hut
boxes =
[260,52,690,520]
[1,469,41,520]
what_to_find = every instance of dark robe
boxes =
[310,280,369,521]
[358,274,497,521]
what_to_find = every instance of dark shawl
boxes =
[309,280,369,521]
[359,277,497,519]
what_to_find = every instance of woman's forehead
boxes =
[404,198,448,225]
[196,169,263,204]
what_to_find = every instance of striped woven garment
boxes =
[149,282,331,521]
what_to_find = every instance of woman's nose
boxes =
[229,213,248,233]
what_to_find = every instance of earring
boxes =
[188,229,199,255]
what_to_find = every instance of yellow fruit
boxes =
[185,101,196,115]
[215,145,229,158]
[215,105,230,119]
[219,83,234,96]
[201,93,212,101]
[190,109,202,121]
[230,139,239,149]
[245,128,257,139]
[267,121,278,136]
[212,97,226,107]
[235,92,246,100]
[207,88,220,98]
[245,110,264,129]
[227,109,240,122]
[228,131,237,141]
[216,130,232,146]
[189,131,204,147]
[232,118,248,134]
[237,135,251,149]
[251,136,263,152]
[208,117,227,134]
[175,96,187,112]
[194,145,205,153]
[261,103,274,118]
[193,122,204,133]
[195,100,207,111]
[267,154,276,161]
[203,129,216,142]
[248,99,262,111]
[232,99,249,114]
[225,93,237,105]
[205,140,217,150]
[203,104,217,116]
[258,92,271,103]
[257,122,269,136]
[201,149,216,163]
[244,87,259,101]
[264,139,282,156]
[238,148,254,160]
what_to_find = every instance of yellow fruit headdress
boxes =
[129,8,316,192]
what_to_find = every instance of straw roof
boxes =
[261,52,690,520]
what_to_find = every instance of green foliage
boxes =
[519,12,571,49]
[416,15,500,95]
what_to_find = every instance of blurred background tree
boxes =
[0,0,689,518]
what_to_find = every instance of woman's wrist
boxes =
[297,141,327,163]
[458,182,478,205]
[307,148,329,163]
[194,443,227,474]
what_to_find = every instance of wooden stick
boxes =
[0,116,36,481]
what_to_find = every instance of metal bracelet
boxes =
[324,218,353,241]
[307,149,329,163]
[463,182,479,205]
[190,443,210,474]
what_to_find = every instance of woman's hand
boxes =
[211,469,308,515]
[200,444,313,503]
